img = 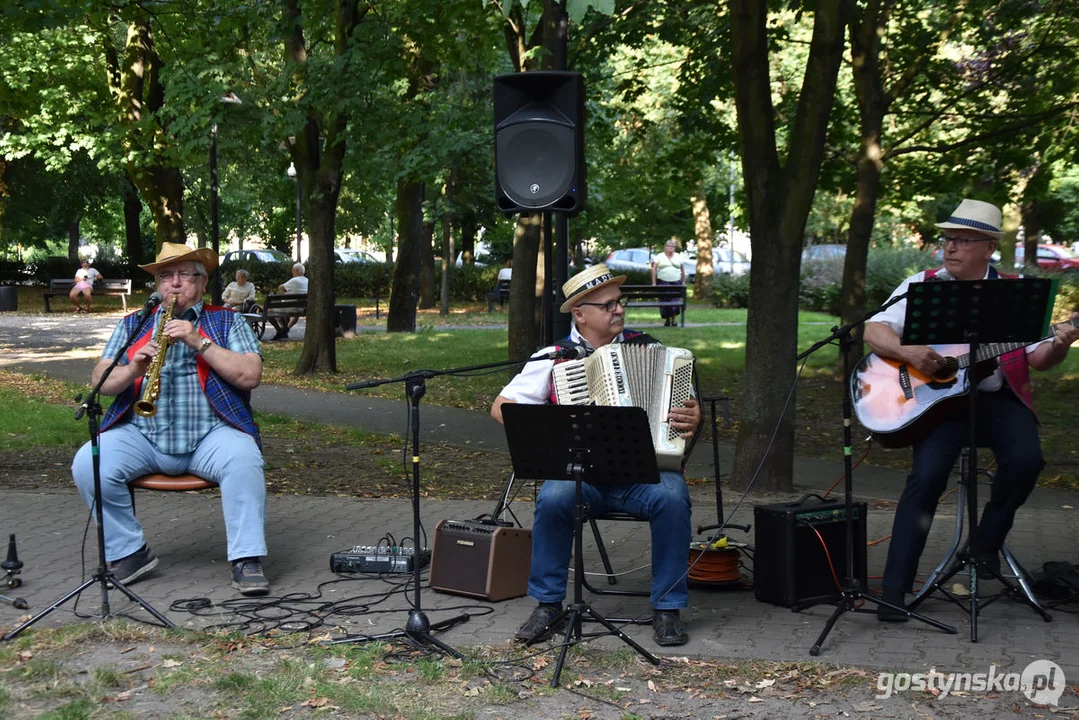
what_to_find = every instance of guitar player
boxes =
[863,198,1079,622]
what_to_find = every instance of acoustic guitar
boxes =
[850,317,1078,448]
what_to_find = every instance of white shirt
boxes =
[282,276,309,294]
[870,268,1047,392]
[75,268,101,283]
[653,252,684,283]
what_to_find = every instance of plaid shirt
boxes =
[101,302,261,454]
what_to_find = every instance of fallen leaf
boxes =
[755,678,776,689]
[648,680,656,692]
[105,690,134,703]
[161,659,182,668]
[300,698,329,708]
[853,701,882,712]
[748,696,762,703]
[1062,505,1073,510]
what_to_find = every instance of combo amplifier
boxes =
[753,495,867,610]
[429,519,531,602]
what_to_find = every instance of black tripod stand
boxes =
[4,301,172,642]
[900,277,1057,641]
[502,404,661,687]
[798,304,956,656]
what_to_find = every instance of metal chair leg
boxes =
[588,516,617,584]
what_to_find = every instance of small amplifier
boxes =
[429,519,531,602]
[330,546,431,574]
[753,495,867,610]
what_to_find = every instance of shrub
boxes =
[710,272,752,308]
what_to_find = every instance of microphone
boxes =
[543,345,590,360]
[927,270,952,282]
[138,292,164,317]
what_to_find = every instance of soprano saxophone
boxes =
[133,295,177,418]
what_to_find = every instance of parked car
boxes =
[223,248,292,264]
[683,248,751,282]
[1014,244,1079,272]
[801,244,847,262]
[334,249,379,263]
[604,247,654,275]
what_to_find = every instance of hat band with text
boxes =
[567,272,615,299]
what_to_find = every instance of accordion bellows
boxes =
[552,343,695,470]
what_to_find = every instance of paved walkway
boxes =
[1,311,1078,699]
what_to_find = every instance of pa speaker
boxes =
[753,496,867,610]
[493,71,585,215]
[429,519,532,602]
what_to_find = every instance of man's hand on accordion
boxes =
[668,397,701,439]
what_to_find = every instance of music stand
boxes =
[502,404,662,687]
[900,277,1056,641]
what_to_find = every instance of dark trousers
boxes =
[657,279,680,319]
[881,388,1044,596]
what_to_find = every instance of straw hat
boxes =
[560,263,627,313]
[935,199,1004,240]
[138,242,219,274]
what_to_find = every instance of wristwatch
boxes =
[196,337,213,355]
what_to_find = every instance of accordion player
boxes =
[551,343,695,470]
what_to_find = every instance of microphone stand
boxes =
[798,296,956,656]
[5,303,174,641]
[338,351,563,653]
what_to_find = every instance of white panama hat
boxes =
[934,198,1004,240]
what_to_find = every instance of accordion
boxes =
[551,343,695,470]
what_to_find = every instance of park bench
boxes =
[486,278,512,312]
[620,284,687,327]
[43,278,133,313]
[242,292,307,340]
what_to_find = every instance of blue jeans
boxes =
[881,388,1043,596]
[527,471,691,609]
[72,423,267,563]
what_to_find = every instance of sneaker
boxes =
[876,591,909,622]
[514,602,564,643]
[231,558,270,596]
[652,609,689,646]
[107,545,159,586]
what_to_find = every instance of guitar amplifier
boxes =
[753,495,867,609]
[429,519,532,602]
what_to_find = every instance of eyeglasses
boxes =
[158,270,204,282]
[940,235,990,246]
[577,296,628,313]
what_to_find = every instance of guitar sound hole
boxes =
[932,357,959,382]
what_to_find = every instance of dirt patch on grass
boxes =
[2,623,1071,719]
[0,431,514,500]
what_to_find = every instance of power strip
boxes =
[329,546,431,574]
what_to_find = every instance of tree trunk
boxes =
[294,187,338,374]
[388,178,423,332]
[691,183,714,298]
[728,0,851,492]
[419,220,436,309]
[508,213,543,363]
[439,176,455,316]
[67,218,81,261]
[122,176,143,265]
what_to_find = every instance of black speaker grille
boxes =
[496,122,576,209]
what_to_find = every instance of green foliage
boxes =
[443,263,499,301]
[798,246,936,315]
[710,272,751,308]
[333,262,395,299]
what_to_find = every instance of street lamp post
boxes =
[287,162,302,262]
[210,92,242,305]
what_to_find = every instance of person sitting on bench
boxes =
[269,262,308,341]
[70,259,103,314]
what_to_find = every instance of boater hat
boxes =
[560,263,627,313]
[935,199,1004,240]
[138,242,220,274]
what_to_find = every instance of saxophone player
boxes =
[72,243,270,596]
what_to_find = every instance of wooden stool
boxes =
[128,473,217,512]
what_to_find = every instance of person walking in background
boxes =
[222,269,257,311]
[269,263,308,341]
[70,258,103,314]
[651,240,685,327]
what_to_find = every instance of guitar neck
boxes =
[957,318,1077,369]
